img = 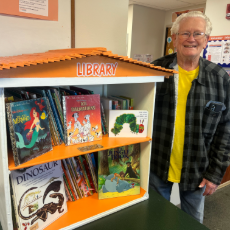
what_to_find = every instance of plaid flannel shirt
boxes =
[151,53,230,191]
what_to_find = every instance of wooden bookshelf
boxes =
[0,48,172,230]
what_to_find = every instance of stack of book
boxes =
[61,153,98,202]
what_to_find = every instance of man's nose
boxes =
[187,33,196,41]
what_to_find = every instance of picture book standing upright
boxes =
[62,94,102,145]
[98,143,140,199]
[10,160,68,230]
[6,98,53,166]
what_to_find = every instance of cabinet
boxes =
[0,48,174,230]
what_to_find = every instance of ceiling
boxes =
[129,0,206,11]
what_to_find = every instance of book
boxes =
[25,87,62,145]
[10,160,68,230]
[6,98,53,166]
[76,156,94,196]
[109,95,126,110]
[62,94,102,146]
[73,157,90,197]
[70,86,94,95]
[109,110,148,137]
[85,154,98,193]
[98,144,141,199]
[119,95,134,110]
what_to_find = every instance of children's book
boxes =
[109,110,148,137]
[62,94,102,146]
[10,160,68,230]
[98,144,140,199]
[6,98,53,166]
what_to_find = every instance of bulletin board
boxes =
[0,0,58,21]
[203,35,230,68]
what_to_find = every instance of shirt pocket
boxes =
[202,101,226,135]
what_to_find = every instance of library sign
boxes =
[76,62,118,77]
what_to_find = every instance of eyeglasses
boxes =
[177,32,206,39]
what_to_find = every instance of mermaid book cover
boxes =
[109,110,148,137]
[62,94,102,146]
[6,98,53,166]
[10,160,68,230]
[98,144,140,200]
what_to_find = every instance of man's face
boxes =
[172,17,209,62]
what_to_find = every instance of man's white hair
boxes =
[171,11,212,36]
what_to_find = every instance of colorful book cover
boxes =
[76,156,94,196]
[73,157,91,197]
[6,98,53,166]
[62,94,102,146]
[98,144,140,200]
[109,110,148,137]
[10,160,68,230]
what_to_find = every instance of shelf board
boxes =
[45,188,146,230]
[8,135,152,170]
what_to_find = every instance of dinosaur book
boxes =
[10,160,68,230]
[62,94,102,146]
[6,97,53,166]
[98,144,140,200]
[108,110,148,137]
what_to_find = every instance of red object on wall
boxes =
[226,4,230,19]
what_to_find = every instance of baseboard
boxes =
[217,180,230,190]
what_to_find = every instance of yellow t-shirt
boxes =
[168,65,199,183]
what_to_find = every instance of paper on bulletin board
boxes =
[0,0,58,21]
[203,35,230,67]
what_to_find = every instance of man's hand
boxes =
[199,178,218,196]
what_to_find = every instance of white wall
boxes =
[75,0,129,56]
[205,0,230,36]
[0,0,71,57]
[128,5,166,60]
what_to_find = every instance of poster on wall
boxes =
[0,0,58,21]
[172,8,204,22]
[203,35,230,67]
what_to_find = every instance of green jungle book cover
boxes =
[6,97,53,166]
[98,143,140,199]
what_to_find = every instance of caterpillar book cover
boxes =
[10,160,68,230]
[63,94,102,145]
[98,144,140,199]
[109,110,148,137]
[6,97,53,166]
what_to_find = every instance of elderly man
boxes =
[149,11,230,223]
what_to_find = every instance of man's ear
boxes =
[203,35,209,49]
[172,34,177,48]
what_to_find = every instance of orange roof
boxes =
[0,47,177,74]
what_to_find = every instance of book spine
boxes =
[73,157,89,197]
[52,91,64,127]
[46,90,65,142]
[63,174,74,201]
[62,96,68,145]
[85,154,98,192]
[82,155,96,192]
[5,103,20,166]
[46,100,57,146]
[47,100,62,145]
[66,158,82,199]
[76,156,94,195]
[62,159,79,200]
[69,158,84,198]
[100,102,108,134]
[61,161,77,201]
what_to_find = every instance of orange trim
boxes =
[209,35,230,41]
[8,135,152,170]
[45,188,146,230]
